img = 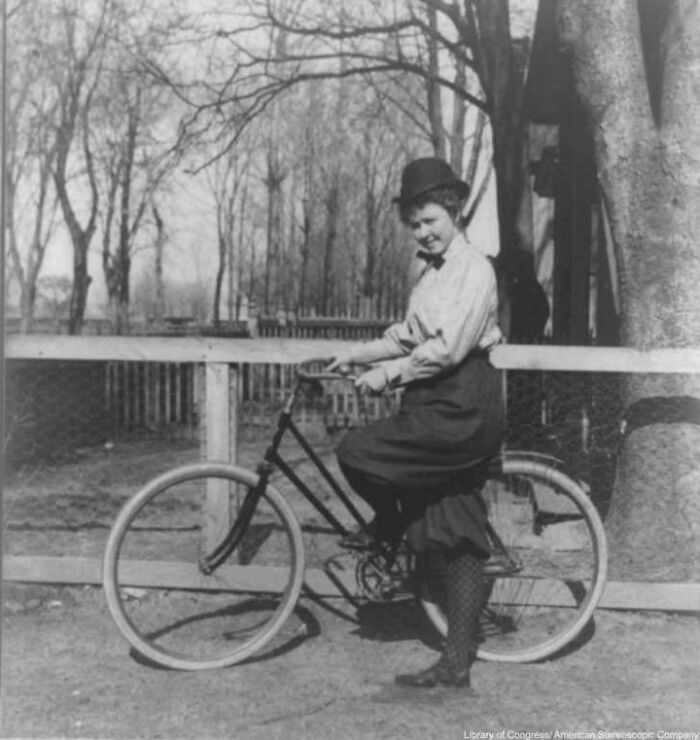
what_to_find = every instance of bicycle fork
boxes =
[199,471,270,575]
[198,387,314,575]
[199,406,293,575]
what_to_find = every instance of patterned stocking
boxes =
[443,547,486,674]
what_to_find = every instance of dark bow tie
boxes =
[416,250,445,269]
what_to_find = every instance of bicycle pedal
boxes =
[360,577,416,603]
[483,552,521,576]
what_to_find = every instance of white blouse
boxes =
[349,232,502,387]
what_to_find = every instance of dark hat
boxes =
[394,157,470,205]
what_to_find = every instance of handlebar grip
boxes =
[296,358,357,382]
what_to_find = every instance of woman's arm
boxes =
[326,318,416,370]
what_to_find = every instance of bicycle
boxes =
[102,359,608,671]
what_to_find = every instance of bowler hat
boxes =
[394,157,470,205]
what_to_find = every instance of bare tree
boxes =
[99,81,141,333]
[94,2,187,334]
[296,107,316,315]
[151,203,166,324]
[470,0,531,256]
[206,145,253,325]
[356,107,403,317]
[45,1,115,334]
[26,0,188,334]
[97,80,182,333]
[4,1,60,331]
[263,137,286,314]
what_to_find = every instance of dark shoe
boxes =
[394,658,472,689]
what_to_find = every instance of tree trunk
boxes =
[68,238,92,335]
[321,182,340,315]
[449,55,468,172]
[111,233,132,336]
[54,113,98,335]
[233,183,249,321]
[228,227,235,322]
[114,93,139,335]
[264,146,284,315]
[361,139,380,310]
[299,197,312,315]
[558,0,700,579]
[425,4,446,158]
[19,283,37,333]
[7,143,55,333]
[474,0,530,258]
[213,235,226,326]
[152,205,166,325]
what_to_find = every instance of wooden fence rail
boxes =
[10,334,700,370]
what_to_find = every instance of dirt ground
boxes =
[2,435,700,739]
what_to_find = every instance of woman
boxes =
[327,156,504,690]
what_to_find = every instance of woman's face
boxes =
[406,202,458,256]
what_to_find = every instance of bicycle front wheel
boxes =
[422,454,608,663]
[103,463,305,671]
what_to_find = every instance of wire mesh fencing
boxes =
[5,350,700,586]
[4,358,397,467]
[6,358,696,494]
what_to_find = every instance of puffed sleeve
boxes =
[341,316,416,365]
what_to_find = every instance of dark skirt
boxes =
[336,353,505,556]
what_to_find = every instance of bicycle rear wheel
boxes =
[103,463,305,671]
[422,454,607,663]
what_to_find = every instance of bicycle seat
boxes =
[486,456,504,477]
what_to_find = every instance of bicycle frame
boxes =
[200,369,369,575]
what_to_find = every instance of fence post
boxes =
[203,362,238,551]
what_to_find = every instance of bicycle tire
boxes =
[103,462,305,671]
[421,453,608,663]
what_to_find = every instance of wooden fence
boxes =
[102,357,392,444]
[106,361,197,432]
[4,335,700,610]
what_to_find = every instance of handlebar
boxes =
[290,358,391,415]
[296,357,360,383]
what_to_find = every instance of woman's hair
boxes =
[397,186,466,224]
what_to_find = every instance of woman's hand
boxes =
[326,353,354,374]
[355,367,388,395]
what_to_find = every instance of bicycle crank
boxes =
[355,549,415,602]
